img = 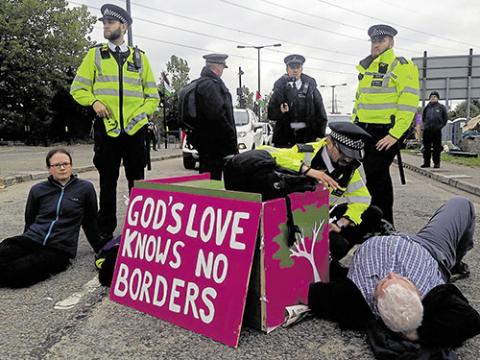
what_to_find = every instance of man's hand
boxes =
[92,101,110,118]
[376,134,397,151]
[280,103,289,113]
[307,168,340,190]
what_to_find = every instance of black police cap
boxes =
[99,4,133,26]
[203,53,229,68]
[429,91,440,99]
[284,54,305,66]
[328,122,371,160]
[368,24,397,41]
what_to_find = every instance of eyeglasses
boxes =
[49,162,71,169]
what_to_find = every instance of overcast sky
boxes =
[69,0,479,113]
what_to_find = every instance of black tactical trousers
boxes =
[199,151,224,180]
[93,125,146,236]
[422,129,442,166]
[358,124,397,225]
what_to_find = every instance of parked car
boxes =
[260,122,274,145]
[182,108,264,169]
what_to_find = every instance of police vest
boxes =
[70,44,159,137]
[353,48,420,139]
[258,141,371,225]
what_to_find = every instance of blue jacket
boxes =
[23,175,102,258]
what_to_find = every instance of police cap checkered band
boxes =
[100,4,132,25]
[330,130,364,150]
[368,24,397,39]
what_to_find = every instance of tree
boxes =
[236,85,254,109]
[450,99,480,119]
[158,55,190,94]
[0,0,96,141]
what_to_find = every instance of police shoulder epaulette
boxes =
[397,56,408,65]
[133,46,145,54]
[297,144,315,153]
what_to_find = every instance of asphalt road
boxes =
[1,158,479,359]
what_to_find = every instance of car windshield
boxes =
[234,111,249,126]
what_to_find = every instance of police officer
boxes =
[225,122,389,267]
[70,4,159,240]
[352,25,419,225]
[268,54,328,148]
[195,53,238,180]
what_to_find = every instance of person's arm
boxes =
[82,183,102,253]
[267,79,287,121]
[313,87,328,137]
[441,104,449,127]
[24,187,38,232]
[389,62,420,140]
[341,169,371,226]
[70,48,98,107]
[137,53,160,116]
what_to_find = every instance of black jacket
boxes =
[196,66,238,157]
[423,102,448,131]
[268,73,327,147]
[23,175,102,258]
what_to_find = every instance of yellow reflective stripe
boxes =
[360,87,396,94]
[110,128,121,135]
[74,75,92,86]
[124,77,142,86]
[123,90,144,98]
[145,81,157,88]
[145,92,160,99]
[70,85,85,92]
[397,104,417,112]
[125,112,147,132]
[365,71,383,77]
[400,87,419,96]
[357,103,397,110]
[382,59,399,86]
[303,152,313,166]
[94,88,118,96]
[95,48,102,76]
[96,75,118,83]
[346,179,365,193]
[346,196,370,204]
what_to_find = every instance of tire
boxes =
[183,154,196,170]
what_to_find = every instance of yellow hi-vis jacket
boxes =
[352,48,420,140]
[70,44,160,137]
[258,140,371,225]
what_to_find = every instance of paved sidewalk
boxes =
[397,151,480,197]
[0,144,182,188]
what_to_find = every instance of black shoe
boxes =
[450,261,470,282]
[434,164,440,168]
[420,164,430,168]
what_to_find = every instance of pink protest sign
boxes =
[262,189,329,331]
[109,186,262,347]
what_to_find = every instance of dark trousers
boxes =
[412,196,475,280]
[0,236,71,288]
[93,126,146,235]
[358,124,397,225]
[422,129,442,166]
[199,152,224,180]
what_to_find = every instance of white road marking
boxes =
[54,276,101,310]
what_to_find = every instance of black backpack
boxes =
[224,149,318,246]
[177,78,209,148]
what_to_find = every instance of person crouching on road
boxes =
[0,149,103,288]
[225,122,391,269]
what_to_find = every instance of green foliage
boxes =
[161,55,190,93]
[450,100,480,119]
[236,85,254,109]
[272,204,329,268]
[0,0,96,139]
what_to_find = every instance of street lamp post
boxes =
[320,83,348,114]
[237,43,282,118]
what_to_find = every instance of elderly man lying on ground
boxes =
[309,196,480,358]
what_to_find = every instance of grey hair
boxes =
[377,283,423,339]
